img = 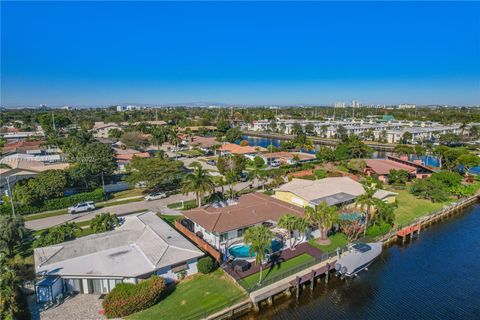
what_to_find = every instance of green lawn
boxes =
[167,199,197,210]
[308,233,348,253]
[239,253,314,288]
[158,214,184,225]
[24,209,68,221]
[393,189,451,225]
[128,269,247,320]
[110,188,144,199]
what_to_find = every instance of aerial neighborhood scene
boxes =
[1,1,479,320]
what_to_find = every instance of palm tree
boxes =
[277,214,298,248]
[151,127,166,153]
[89,213,119,233]
[168,127,182,159]
[295,217,310,244]
[356,180,378,237]
[0,253,19,319]
[305,202,338,245]
[181,164,215,207]
[243,225,273,284]
[0,214,27,257]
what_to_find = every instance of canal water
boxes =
[241,204,480,320]
[242,135,442,165]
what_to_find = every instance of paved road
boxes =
[25,181,254,231]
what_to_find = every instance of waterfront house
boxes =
[34,212,204,301]
[274,177,397,208]
[364,156,434,182]
[181,193,304,251]
[260,151,315,165]
[217,143,267,156]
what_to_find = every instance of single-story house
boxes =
[92,122,122,138]
[0,159,69,196]
[182,193,304,251]
[1,140,44,155]
[365,156,434,182]
[217,143,267,156]
[189,136,220,152]
[34,212,204,300]
[274,177,397,208]
[114,148,150,171]
[261,151,316,165]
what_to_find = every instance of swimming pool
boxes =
[228,239,283,258]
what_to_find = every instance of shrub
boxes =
[103,276,167,318]
[197,256,216,274]
[313,169,327,179]
[366,222,391,238]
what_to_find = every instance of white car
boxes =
[68,201,95,214]
[144,192,167,201]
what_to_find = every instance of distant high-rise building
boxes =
[351,100,361,108]
[334,102,345,108]
[398,104,416,109]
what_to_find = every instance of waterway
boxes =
[242,204,480,320]
[242,135,440,165]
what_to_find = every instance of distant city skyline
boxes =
[1,1,479,107]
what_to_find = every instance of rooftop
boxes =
[365,159,417,175]
[183,193,304,233]
[34,212,204,278]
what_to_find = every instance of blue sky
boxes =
[1,1,479,106]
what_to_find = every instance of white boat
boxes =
[335,242,382,278]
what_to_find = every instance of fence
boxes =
[237,246,346,293]
[175,220,223,262]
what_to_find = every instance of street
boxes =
[25,181,254,230]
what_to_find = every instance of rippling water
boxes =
[242,204,480,320]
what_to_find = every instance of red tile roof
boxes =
[365,159,417,175]
[183,193,304,233]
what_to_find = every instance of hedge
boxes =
[0,189,106,216]
[197,256,216,274]
[366,223,391,238]
[103,276,167,318]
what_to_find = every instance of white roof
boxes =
[275,177,396,205]
[34,212,203,278]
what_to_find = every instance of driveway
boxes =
[29,294,105,320]
[181,157,219,172]
[25,181,254,231]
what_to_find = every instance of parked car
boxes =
[206,159,216,166]
[269,159,281,167]
[239,172,249,182]
[68,201,95,214]
[144,192,167,201]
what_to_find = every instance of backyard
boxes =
[393,189,451,225]
[308,233,348,253]
[238,253,315,288]
[127,269,247,320]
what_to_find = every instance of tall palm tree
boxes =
[181,164,215,207]
[243,225,273,284]
[0,253,19,319]
[168,127,182,159]
[356,180,378,237]
[295,217,310,244]
[305,202,338,244]
[0,214,27,257]
[151,127,166,153]
[277,214,297,248]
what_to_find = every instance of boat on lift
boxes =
[335,242,382,278]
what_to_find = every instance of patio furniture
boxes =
[232,259,251,272]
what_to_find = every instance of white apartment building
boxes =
[398,104,416,109]
[334,102,345,108]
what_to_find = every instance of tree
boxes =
[374,201,395,226]
[456,153,480,175]
[336,125,348,141]
[439,133,462,146]
[168,127,182,159]
[216,120,230,133]
[239,140,249,146]
[304,123,315,135]
[225,127,243,143]
[393,144,414,157]
[33,222,81,247]
[216,154,246,176]
[291,123,303,135]
[108,128,123,139]
[14,169,67,205]
[356,180,378,236]
[346,159,367,173]
[315,147,335,163]
[305,202,338,244]
[401,132,413,144]
[277,214,298,248]
[0,253,20,319]
[379,130,388,143]
[253,155,265,168]
[151,127,167,152]
[410,178,450,203]
[181,164,215,207]
[414,144,425,157]
[320,125,329,138]
[126,157,184,192]
[120,131,150,151]
[387,169,410,184]
[340,220,364,241]
[67,142,116,190]
[89,213,119,233]
[243,225,273,284]
[430,171,462,188]
[0,215,27,257]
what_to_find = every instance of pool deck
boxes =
[222,242,324,280]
